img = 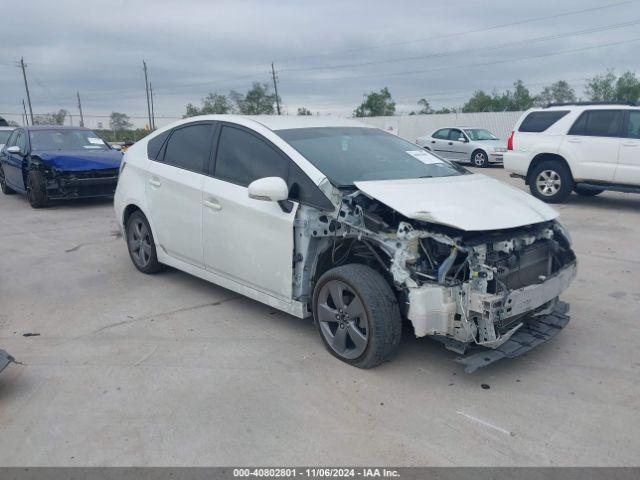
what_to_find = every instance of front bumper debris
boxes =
[0,349,15,375]
[45,169,119,199]
[455,301,570,373]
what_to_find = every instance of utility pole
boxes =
[22,99,29,126]
[150,82,156,130]
[271,62,281,115]
[143,60,152,130]
[19,57,34,124]
[77,92,85,127]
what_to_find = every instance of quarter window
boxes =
[15,130,27,152]
[214,126,289,186]
[519,111,570,133]
[627,111,640,139]
[568,110,624,138]
[163,124,214,174]
[5,130,18,148]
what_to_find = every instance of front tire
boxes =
[27,171,48,208]
[0,165,16,195]
[529,161,573,203]
[313,264,401,369]
[471,150,488,167]
[126,211,162,274]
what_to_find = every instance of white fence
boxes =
[357,111,524,142]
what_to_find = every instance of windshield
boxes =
[29,129,109,151]
[463,129,498,141]
[0,130,12,144]
[276,127,467,187]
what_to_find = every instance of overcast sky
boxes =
[1,0,639,128]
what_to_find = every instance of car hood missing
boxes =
[34,149,122,172]
[354,174,558,231]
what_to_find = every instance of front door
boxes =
[4,129,27,190]
[145,122,216,268]
[614,110,640,185]
[202,124,296,301]
[446,128,469,162]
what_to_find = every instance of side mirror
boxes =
[6,146,21,155]
[458,137,467,142]
[248,177,289,202]
[111,144,122,151]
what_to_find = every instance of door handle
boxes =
[622,140,638,146]
[448,142,453,145]
[148,178,161,187]
[567,138,582,143]
[203,199,222,211]
[431,140,436,144]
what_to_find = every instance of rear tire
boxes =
[126,211,162,274]
[529,161,573,203]
[27,171,48,208]
[0,165,16,195]
[313,264,402,369]
[574,186,603,197]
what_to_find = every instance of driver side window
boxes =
[449,129,464,141]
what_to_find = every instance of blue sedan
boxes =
[0,126,123,208]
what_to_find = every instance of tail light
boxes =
[507,131,515,151]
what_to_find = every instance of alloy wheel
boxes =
[473,152,487,167]
[536,169,562,196]
[128,219,152,268]
[317,280,369,360]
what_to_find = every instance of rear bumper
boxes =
[503,151,530,176]
[455,300,570,373]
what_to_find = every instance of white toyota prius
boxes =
[114,116,577,372]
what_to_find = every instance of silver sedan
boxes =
[416,126,507,167]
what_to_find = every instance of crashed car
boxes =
[0,126,122,208]
[114,116,576,371]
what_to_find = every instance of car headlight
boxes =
[493,147,507,153]
[554,220,573,245]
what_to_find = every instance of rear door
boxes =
[145,122,216,268]
[430,129,451,158]
[563,109,624,182]
[614,110,640,184]
[202,124,297,301]
[4,129,27,190]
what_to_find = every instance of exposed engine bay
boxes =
[292,184,577,363]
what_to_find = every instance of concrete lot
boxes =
[0,167,639,466]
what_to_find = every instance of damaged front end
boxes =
[293,185,576,372]
[29,159,119,199]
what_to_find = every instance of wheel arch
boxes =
[526,153,573,185]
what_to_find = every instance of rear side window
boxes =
[214,126,289,186]
[433,129,450,139]
[568,110,624,138]
[519,111,570,133]
[627,111,640,139]
[147,130,171,160]
[163,124,214,174]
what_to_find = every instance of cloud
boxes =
[1,0,638,127]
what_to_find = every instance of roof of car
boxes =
[172,114,375,132]
[24,125,93,131]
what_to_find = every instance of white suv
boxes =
[115,115,576,372]
[504,103,640,203]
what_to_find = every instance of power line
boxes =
[277,0,640,63]
[282,36,640,83]
[280,19,640,74]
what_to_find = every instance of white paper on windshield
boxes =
[405,150,443,165]
[87,137,105,145]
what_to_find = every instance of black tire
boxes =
[313,264,402,369]
[0,165,16,195]
[574,186,604,197]
[471,150,488,167]
[27,171,48,208]
[126,210,163,274]
[528,160,573,203]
